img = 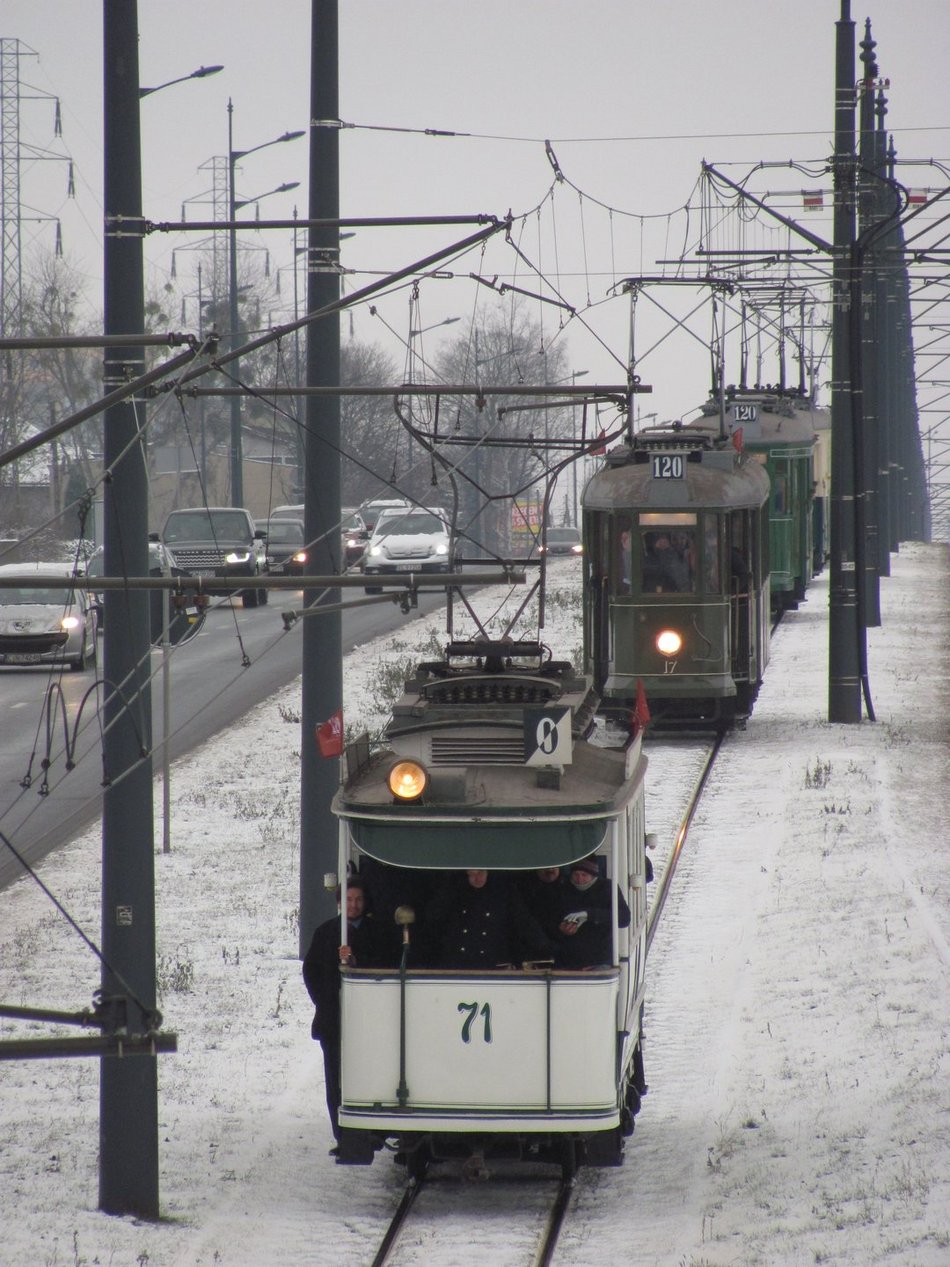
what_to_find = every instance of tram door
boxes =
[585,514,611,691]
[728,510,753,691]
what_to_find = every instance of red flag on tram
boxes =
[316,708,344,758]
[632,679,651,732]
[591,429,608,456]
[732,427,744,453]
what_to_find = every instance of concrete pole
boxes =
[299,0,343,956]
[100,0,159,1216]
[828,0,863,722]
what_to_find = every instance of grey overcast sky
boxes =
[4,0,949,422]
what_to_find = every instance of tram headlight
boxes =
[388,759,428,801]
[656,628,683,657]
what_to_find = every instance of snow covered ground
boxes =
[0,544,947,1266]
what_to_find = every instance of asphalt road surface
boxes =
[0,588,444,892]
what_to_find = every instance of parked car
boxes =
[258,518,308,577]
[362,508,452,593]
[159,507,267,608]
[0,562,98,671]
[539,526,583,556]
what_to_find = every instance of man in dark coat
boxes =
[518,867,568,941]
[425,869,553,970]
[302,876,385,1146]
[553,856,631,969]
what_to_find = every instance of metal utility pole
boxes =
[857,18,881,626]
[100,0,159,1216]
[299,0,342,956]
[828,0,863,723]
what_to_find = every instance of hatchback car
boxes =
[259,518,308,577]
[362,509,452,592]
[0,562,98,671]
[539,526,583,556]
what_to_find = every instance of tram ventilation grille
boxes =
[424,680,558,706]
[430,736,525,765]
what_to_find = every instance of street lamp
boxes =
[139,64,223,98]
[228,99,305,506]
[408,316,461,338]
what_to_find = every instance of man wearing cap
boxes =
[553,856,631,969]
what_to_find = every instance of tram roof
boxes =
[697,393,822,446]
[334,738,642,869]
[583,432,770,513]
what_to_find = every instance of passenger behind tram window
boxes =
[518,866,566,940]
[553,856,631,969]
[425,869,553,970]
[730,546,750,592]
[642,530,694,593]
[704,520,721,591]
[617,521,633,593]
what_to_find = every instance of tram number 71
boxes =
[458,1001,493,1044]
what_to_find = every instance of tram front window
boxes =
[641,528,696,593]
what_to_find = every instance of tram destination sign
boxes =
[524,706,573,766]
[651,452,685,480]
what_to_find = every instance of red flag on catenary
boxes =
[316,708,344,758]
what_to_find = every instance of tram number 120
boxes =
[651,453,684,480]
[458,1001,493,1044]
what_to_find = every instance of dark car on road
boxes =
[259,518,308,577]
[160,507,267,608]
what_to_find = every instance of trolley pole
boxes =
[828,0,863,723]
[299,0,343,955]
[100,0,159,1216]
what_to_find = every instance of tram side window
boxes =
[773,463,788,515]
[704,516,721,591]
[641,528,695,593]
[616,517,633,594]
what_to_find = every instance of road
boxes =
[0,588,444,891]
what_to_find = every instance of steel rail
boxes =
[645,736,723,956]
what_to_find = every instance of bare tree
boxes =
[431,305,572,557]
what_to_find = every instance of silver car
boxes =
[0,563,98,671]
[362,509,452,593]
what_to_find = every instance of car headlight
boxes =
[572,543,583,554]
[369,544,384,558]
[434,542,448,555]
[224,550,252,565]
[388,760,428,801]
[656,629,683,657]
[60,615,80,631]
[293,551,307,564]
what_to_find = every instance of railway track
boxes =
[366,736,723,1266]
[370,1168,575,1267]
